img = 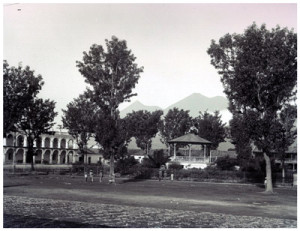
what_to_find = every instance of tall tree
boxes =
[3,60,44,136]
[76,36,143,183]
[62,94,97,164]
[193,110,226,150]
[159,108,193,147]
[207,23,297,193]
[274,105,297,180]
[229,114,253,170]
[126,110,163,154]
[95,113,132,175]
[17,98,57,171]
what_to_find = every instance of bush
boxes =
[216,155,238,170]
[115,156,138,175]
[168,162,183,170]
[134,166,157,179]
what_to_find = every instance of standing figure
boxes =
[84,171,88,182]
[90,169,94,182]
[99,169,103,183]
[159,169,162,181]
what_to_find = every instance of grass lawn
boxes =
[3,173,297,220]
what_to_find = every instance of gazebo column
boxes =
[173,143,177,159]
[188,144,192,162]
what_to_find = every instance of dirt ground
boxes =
[3,173,297,221]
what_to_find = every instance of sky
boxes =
[3,3,297,127]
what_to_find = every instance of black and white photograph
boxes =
[2,1,297,228]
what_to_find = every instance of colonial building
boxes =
[3,131,79,165]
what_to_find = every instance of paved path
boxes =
[3,195,297,228]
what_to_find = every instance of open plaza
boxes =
[3,173,297,228]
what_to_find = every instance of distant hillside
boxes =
[164,93,228,117]
[120,101,162,118]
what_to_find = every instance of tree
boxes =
[193,111,226,150]
[17,98,57,170]
[95,113,132,177]
[126,110,163,154]
[273,105,297,180]
[3,60,44,136]
[76,36,143,183]
[62,94,97,164]
[229,114,253,170]
[142,149,170,168]
[159,108,193,147]
[207,23,297,193]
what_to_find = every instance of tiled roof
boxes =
[168,133,212,145]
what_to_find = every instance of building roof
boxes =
[168,133,212,145]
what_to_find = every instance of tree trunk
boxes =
[281,158,286,184]
[109,152,115,183]
[28,137,35,171]
[263,152,273,193]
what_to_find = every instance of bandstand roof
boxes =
[168,133,212,145]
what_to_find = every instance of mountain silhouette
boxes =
[120,93,229,118]
[120,100,162,118]
[163,93,228,117]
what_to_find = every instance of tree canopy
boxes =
[126,110,163,154]
[159,108,193,146]
[207,23,297,193]
[3,60,44,135]
[76,36,143,116]
[62,94,97,162]
[193,111,226,150]
[75,36,143,182]
[3,61,57,170]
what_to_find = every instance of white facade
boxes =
[3,131,79,165]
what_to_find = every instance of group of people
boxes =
[84,169,103,182]
[159,165,174,181]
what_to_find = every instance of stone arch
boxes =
[68,139,74,149]
[60,151,66,164]
[16,149,24,163]
[52,150,59,164]
[67,151,73,164]
[44,150,51,164]
[36,137,42,148]
[44,137,51,148]
[5,148,14,163]
[60,139,66,149]
[53,138,58,148]
[6,134,14,146]
[17,135,24,147]
[35,150,42,164]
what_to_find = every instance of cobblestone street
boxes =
[4,195,297,228]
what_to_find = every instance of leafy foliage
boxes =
[3,60,44,135]
[75,36,143,180]
[215,155,238,171]
[159,107,193,146]
[229,114,253,169]
[95,114,132,160]
[3,61,57,170]
[193,111,226,149]
[62,94,97,158]
[142,149,170,168]
[76,36,143,115]
[115,155,138,175]
[126,110,163,153]
[207,23,297,192]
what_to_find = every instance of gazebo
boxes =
[168,133,212,164]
